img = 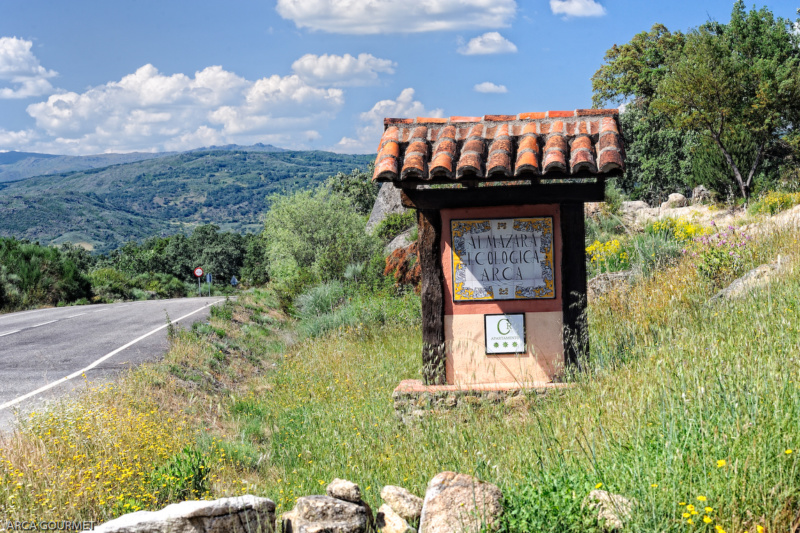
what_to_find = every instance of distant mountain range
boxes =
[0,143,287,183]
[0,145,372,253]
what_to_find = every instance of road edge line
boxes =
[0,299,224,412]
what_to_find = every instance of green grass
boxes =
[2,220,799,531]
[223,226,800,531]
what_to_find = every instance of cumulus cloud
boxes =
[21,64,343,154]
[549,0,606,17]
[0,127,38,149]
[458,32,517,55]
[276,0,516,34]
[474,82,507,93]
[335,88,443,153]
[292,53,396,86]
[0,37,58,99]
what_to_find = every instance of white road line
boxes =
[0,299,224,412]
[31,320,58,328]
[67,313,87,318]
[0,330,20,337]
[0,308,57,320]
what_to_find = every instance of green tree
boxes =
[262,187,379,293]
[324,165,378,215]
[592,24,696,200]
[592,23,685,108]
[617,104,698,201]
[654,2,800,199]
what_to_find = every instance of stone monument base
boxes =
[392,379,570,424]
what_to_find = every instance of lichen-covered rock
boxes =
[661,193,688,209]
[327,479,362,504]
[367,183,407,233]
[377,504,416,533]
[691,185,715,205]
[380,485,423,522]
[711,258,788,301]
[582,490,635,531]
[94,495,275,533]
[622,200,649,212]
[385,228,415,254]
[384,242,420,289]
[282,495,367,533]
[419,472,502,533]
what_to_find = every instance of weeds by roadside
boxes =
[2,213,799,531]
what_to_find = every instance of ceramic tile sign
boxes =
[451,217,555,301]
[485,314,526,354]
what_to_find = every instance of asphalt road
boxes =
[0,297,224,432]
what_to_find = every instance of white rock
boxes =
[621,200,649,212]
[94,495,276,533]
[327,478,362,504]
[282,495,367,533]
[385,228,415,254]
[660,193,688,209]
[367,183,407,233]
[419,472,502,533]
[582,490,635,531]
[381,485,423,522]
[377,504,416,533]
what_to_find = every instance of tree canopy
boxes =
[592,24,695,201]
[592,23,685,109]
[653,1,800,199]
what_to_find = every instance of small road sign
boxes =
[193,267,204,278]
[231,276,238,287]
[206,273,212,283]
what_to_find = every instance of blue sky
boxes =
[0,0,795,155]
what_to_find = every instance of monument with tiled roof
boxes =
[371,109,625,394]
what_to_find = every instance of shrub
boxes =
[645,217,710,243]
[586,239,630,274]
[689,224,752,286]
[89,267,134,302]
[295,281,347,319]
[602,180,625,216]
[375,211,416,241]
[262,187,380,301]
[148,447,210,505]
[748,191,800,215]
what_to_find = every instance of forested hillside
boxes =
[0,149,372,253]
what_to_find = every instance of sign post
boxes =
[369,110,624,388]
[193,267,204,296]
[206,273,212,297]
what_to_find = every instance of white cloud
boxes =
[335,88,443,153]
[292,53,396,86]
[0,127,38,149]
[458,32,517,55]
[474,82,507,93]
[19,64,343,154]
[276,0,516,34]
[549,0,606,17]
[0,37,58,99]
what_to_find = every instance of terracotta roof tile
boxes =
[518,112,546,120]
[451,116,482,123]
[547,110,574,118]
[484,114,516,122]
[373,110,624,182]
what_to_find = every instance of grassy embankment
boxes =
[2,211,800,532]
